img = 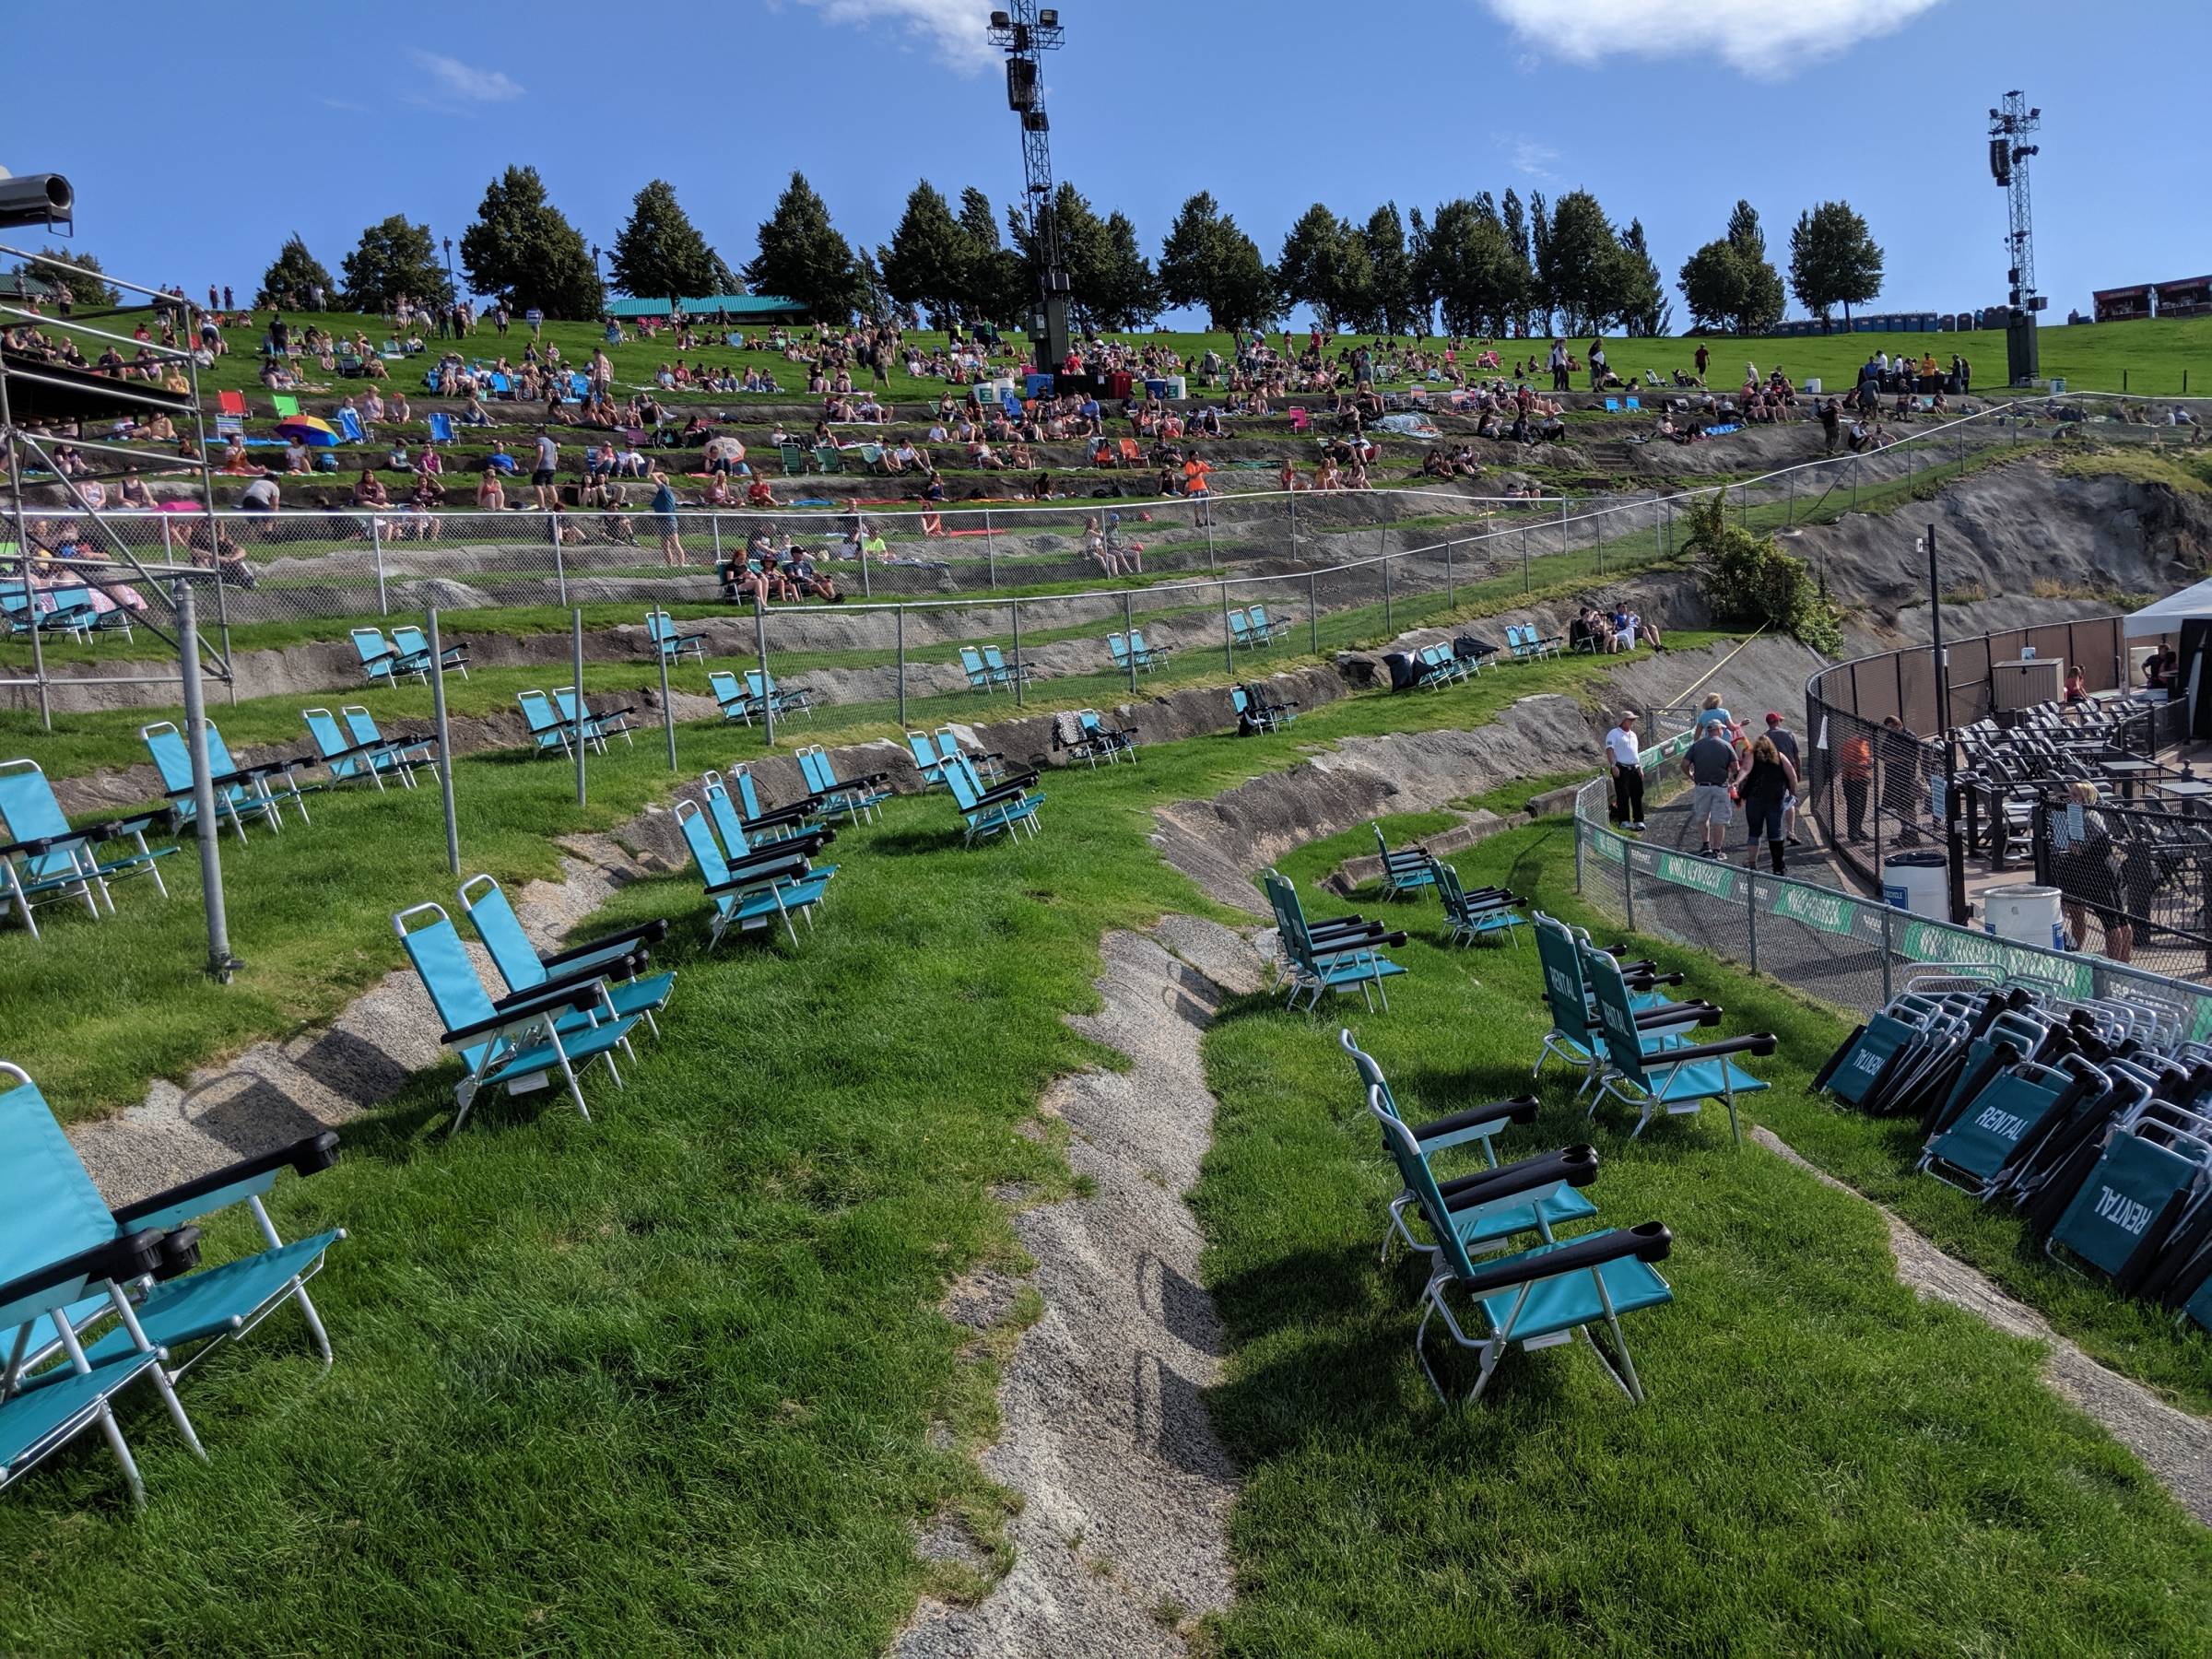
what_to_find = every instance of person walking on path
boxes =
[649,466,685,566]
[532,427,559,511]
[1605,709,1646,830]
[1763,711,1803,845]
[1682,722,1741,856]
[1738,735,1799,873]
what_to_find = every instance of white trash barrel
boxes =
[1984,884,2067,951]
[1805,377,1823,394]
[1882,852,1948,918]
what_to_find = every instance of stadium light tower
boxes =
[1988,90,2044,385]
[987,5,1070,370]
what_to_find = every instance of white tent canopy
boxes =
[2124,575,2212,639]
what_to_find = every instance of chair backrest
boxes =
[1338,1028,1406,1122]
[457,874,547,994]
[1433,858,1469,921]
[1533,915,1595,1038]
[907,732,943,773]
[271,394,300,418]
[394,904,500,1065]
[218,391,246,417]
[959,647,988,678]
[647,611,675,647]
[0,757,72,846]
[1131,629,1157,660]
[709,670,743,707]
[140,722,194,795]
[351,628,394,670]
[700,778,754,859]
[732,766,772,822]
[1368,1093,1481,1279]
[0,1063,121,1329]
[983,646,1011,674]
[2051,1130,2200,1277]
[428,412,453,442]
[932,730,967,764]
[943,759,991,814]
[1229,611,1252,641]
[515,689,560,735]
[746,670,774,700]
[1108,633,1131,664]
[795,747,833,794]
[392,625,431,657]
[550,688,583,723]
[1263,871,1318,966]
[675,798,733,888]
[1582,941,1654,1089]
[1230,688,1251,716]
[1078,711,1104,736]
[301,708,355,771]
[340,706,385,749]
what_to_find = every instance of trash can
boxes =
[1882,851,1948,918]
[1983,884,2066,950]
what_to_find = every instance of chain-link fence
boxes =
[1573,724,2212,1036]
[2030,795,2212,985]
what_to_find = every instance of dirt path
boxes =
[1754,1127,2212,1525]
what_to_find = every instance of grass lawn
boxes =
[6,660,2208,1652]
[1197,814,2212,1653]
[58,311,2212,407]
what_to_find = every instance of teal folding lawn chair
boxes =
[302,707,416,793]
[3,1059,347,1502]
[1377,1104,1676,1406]
[795,745,889,825]
[553,687,636,749]
[1249,605,1293,642]
[1530,913,1712,1090]
[140,721,284,841]
[1583,939,1773,1145]
[673,798,829,947]
[1364,1083,1600,1267]
[388,625,469,683]
[205,722,316,826]
[350,628,402,687]
[395,901,642,1130]
[1129,629,1172,670]
[0,758,173,938]
[1078,710,1136,763]
[1372,824,1438,900]
[2047,1128,2206,1292]
[700,774,839,877]
[1228,609,1259,650]
[957,647,997,693]
[341,705,437,782]
[645,609,708,665]
[724,764,823,842]
[1434,861,1526,948]
[1264,870,1406,1013]
[944,754,1043,846]
[906,731,952,788]
[982,645,1030,689]
[1921,1054,2100,1199]
[1107,633,1139,676]
[515,690,580,758]
[709,669,759,725]
[457,874,675,1038]
[935,727,1005,782]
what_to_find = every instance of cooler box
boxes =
[1144,378,1169,400]
[1805,378,1822,394]
[1165,375,1186,399]
[1025,372,1055,398]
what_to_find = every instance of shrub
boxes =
[1682,489,1842,654]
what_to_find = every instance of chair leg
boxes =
[105,1285,207,1459]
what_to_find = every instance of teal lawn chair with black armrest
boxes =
[982,645,1031,688]
[2047,1127,2208,1294]
[1107,633,1137,676]
[1378,1106,1676,1406]
[1259,869,1383,990]
[4,1060,348,1499]
[140,721,284,841]
[944,754,1043,845]
[204,722,318,826]
[674,798,829,947]
[389,623,467,682]
[1366,1087,1602,1267]
[458,874,675,1037]
[1239,607,1278,650]
[958,647,996,693]
[727,764,828,841]
[796,745,890,825]
[0,758,174,938]
[1078,710,1137,763]
[1249,604,1293,641]
[350,628,402,687]
[1264,870,1406,1013]
[935,727,1006,782]
[1920,1053,2104,1200]
[1129,629,1173,670]
[710,669,759,726]
[747,670,815,720]
[646,609,708,665]
[700,774,840,874]
[1434,860,1527,948]
[1228,609,1259,650]
[552,686,636,749]
[907,732,952,788]
[302,707,416,793]
[515,689,580,758]
[340,705,438,783]
[1371,823,1438,900]
[1530,912,1713,1090]
[1583,939,1772,1146]
[395,901,642,1130]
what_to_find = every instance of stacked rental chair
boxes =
[395,901,644,1129]
[458,874,677,1038]
[1263,869,1406,1013]
[2,1059,345,1504]
[0,758,174,937]
[1053,711,1137,768]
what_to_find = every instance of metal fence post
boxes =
[1124,591,1137,693]
[571,608,587,806]
[1221,582,1235,672]
[1522,524,1530,594]
[1288,489,1298,560]
[895,604,906,726]
[1445,538,1456,609]
[1010,597,1024,707]
[429,607,460,874]
[1595,506,1606,575]
[210,535,236,707]
[1786,471,1795,528]
[551,512,568,606]
[1623,842,1637,933]
[1309,571,1319,654]
[1383,554,1393,633]
[858,532,872,599]
[984,508,996,587]
[1879,902,1896,1003]
[711,511,723,573]
[1852,458,1860,512]
[371,513,389,615]
[755,596,773,748]
[1747,863,1759,975]
[1205,510,1216,570]
[174,581,234,982]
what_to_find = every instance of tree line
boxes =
[236,167,1888,337]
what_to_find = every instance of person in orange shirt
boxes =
[1840,728,1874,844]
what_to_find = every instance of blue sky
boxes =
[4,0,2203,329]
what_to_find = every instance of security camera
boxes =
[0,172,72,232]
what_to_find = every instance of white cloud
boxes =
[1501,135,1561,182]
[409,51,526,104]
[794,0,998,72]
[1481,0,1947,78]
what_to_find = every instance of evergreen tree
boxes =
[1406,206,1434,334]
[1500,190,1533,335]
[340,215,450,312]
[1277,204,1371,331]
[609,179,732,308]
[1090,211,1162,331]
[458,167,604,318]
[880,180,972,323]
[741,171,866,322]
[254,234,334,311]
[956,187,1023,324]
[1615,219,1670,337]
[1542,190,1625,335]
[25,247,120,308]
[1789,201,1885,332]
[1421,199,1523,339]
[1158,193,1280,335]
[1527,192,1552,336]
[1677,200,1783,335]
[1361,204,1418,335]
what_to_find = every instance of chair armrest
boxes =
[492,955,643,1007]
[112,1132,341,1226]
[1652,1032,1777,1067]
[441,986,601,1046]
[317,735,400,763]
[1452,1220,1673,1298]
[741,801,819,830]
[539,918,668,968]
[1410,1094,1539,1146]
[758,828,836,858]
[0,830,85,859]
[0,1227,182,1311]
[1624,969,1685,990]
[1441,1142,1600,1210]
[971,782,1034,809]
[705,856,810,894]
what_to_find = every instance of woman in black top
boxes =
[1739,735,1798,873]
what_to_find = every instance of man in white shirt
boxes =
[1604,709,1646,830]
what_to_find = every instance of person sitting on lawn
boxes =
[353,467,390,510]
[476,465,507,510]
[746,475,775,507]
